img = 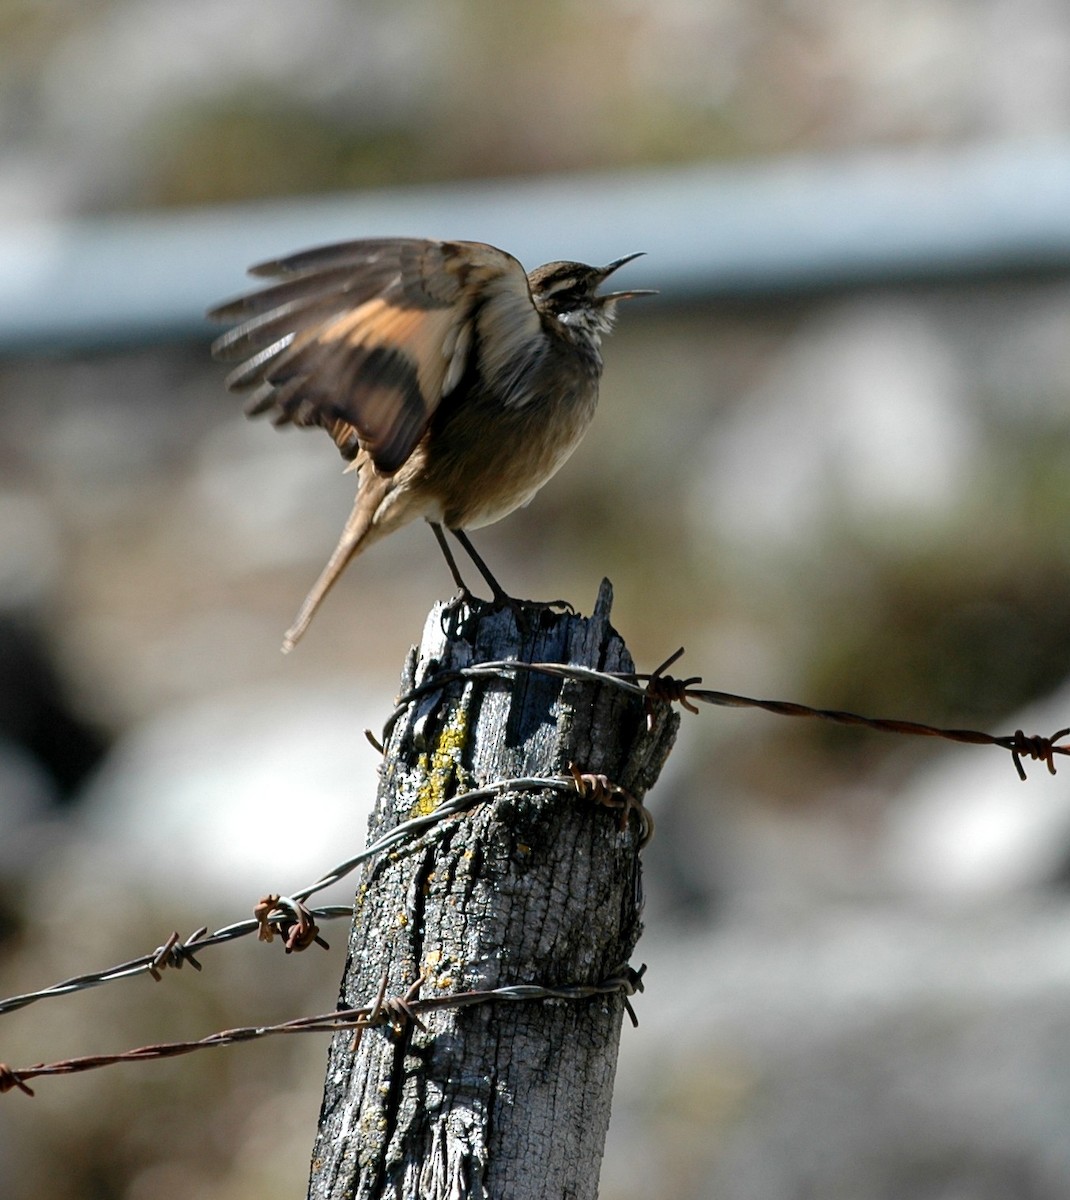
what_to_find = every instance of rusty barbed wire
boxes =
[254,895,328,953]
[8,644,1060,1021]
[0,964,646,1096]
[0,766,643,1018]
[0,906,352,1017]
[3,640,1062,1093]
[570,765,654,847]
[385,651,1070,782]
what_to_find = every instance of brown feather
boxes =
[207,236,649,649]
[209,238,538,473]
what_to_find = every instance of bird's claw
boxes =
[488,592,575,634]
[439,586,574,637]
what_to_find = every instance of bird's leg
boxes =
[449,529,511,604]
[430,523,529,630]
[429,522,473,596]
[450,529,575,624]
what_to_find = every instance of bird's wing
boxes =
[209,238,540,473]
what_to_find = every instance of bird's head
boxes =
[528,252,656,342]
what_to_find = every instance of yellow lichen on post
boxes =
[410,705,470,818]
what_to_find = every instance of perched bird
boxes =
[209,237,653,650]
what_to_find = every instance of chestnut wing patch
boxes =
[209,238,532,473]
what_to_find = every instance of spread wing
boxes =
[208,237,541,473]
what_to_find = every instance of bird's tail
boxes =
[282,494,379,653]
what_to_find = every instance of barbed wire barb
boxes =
[0,965,648,1097]
[3,641,1064,1080]
[384,651,1070,782]
[0,906,352,1018]
[0,764,641,1018]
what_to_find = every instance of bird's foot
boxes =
[439,585,574,637]
[487,590,575,634]
[439,586,480,631]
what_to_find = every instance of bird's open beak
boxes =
[600,288,659,302]
[597,252,657,302]
[601,251,646,274]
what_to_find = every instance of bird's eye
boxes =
[543,276,577,298]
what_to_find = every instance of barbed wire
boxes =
[0,768,647,1018]
[0,905,351,1017]
[0,965,646,1096]
[2,639,1064,1096]
[5,643,1062,1020]
[382,648,1070,782]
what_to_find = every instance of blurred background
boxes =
[3,1,1070,1197]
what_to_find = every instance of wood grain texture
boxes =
[306,581,678,1200]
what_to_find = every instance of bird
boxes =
[208,237,654,651]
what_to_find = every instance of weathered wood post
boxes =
[307,580,678,1200]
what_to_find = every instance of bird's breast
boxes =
[418,358,601,530]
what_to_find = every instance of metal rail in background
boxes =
[3,139,1070,353]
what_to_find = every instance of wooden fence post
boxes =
[306,580,678,1200]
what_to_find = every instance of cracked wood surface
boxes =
[306,580,678,1200]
